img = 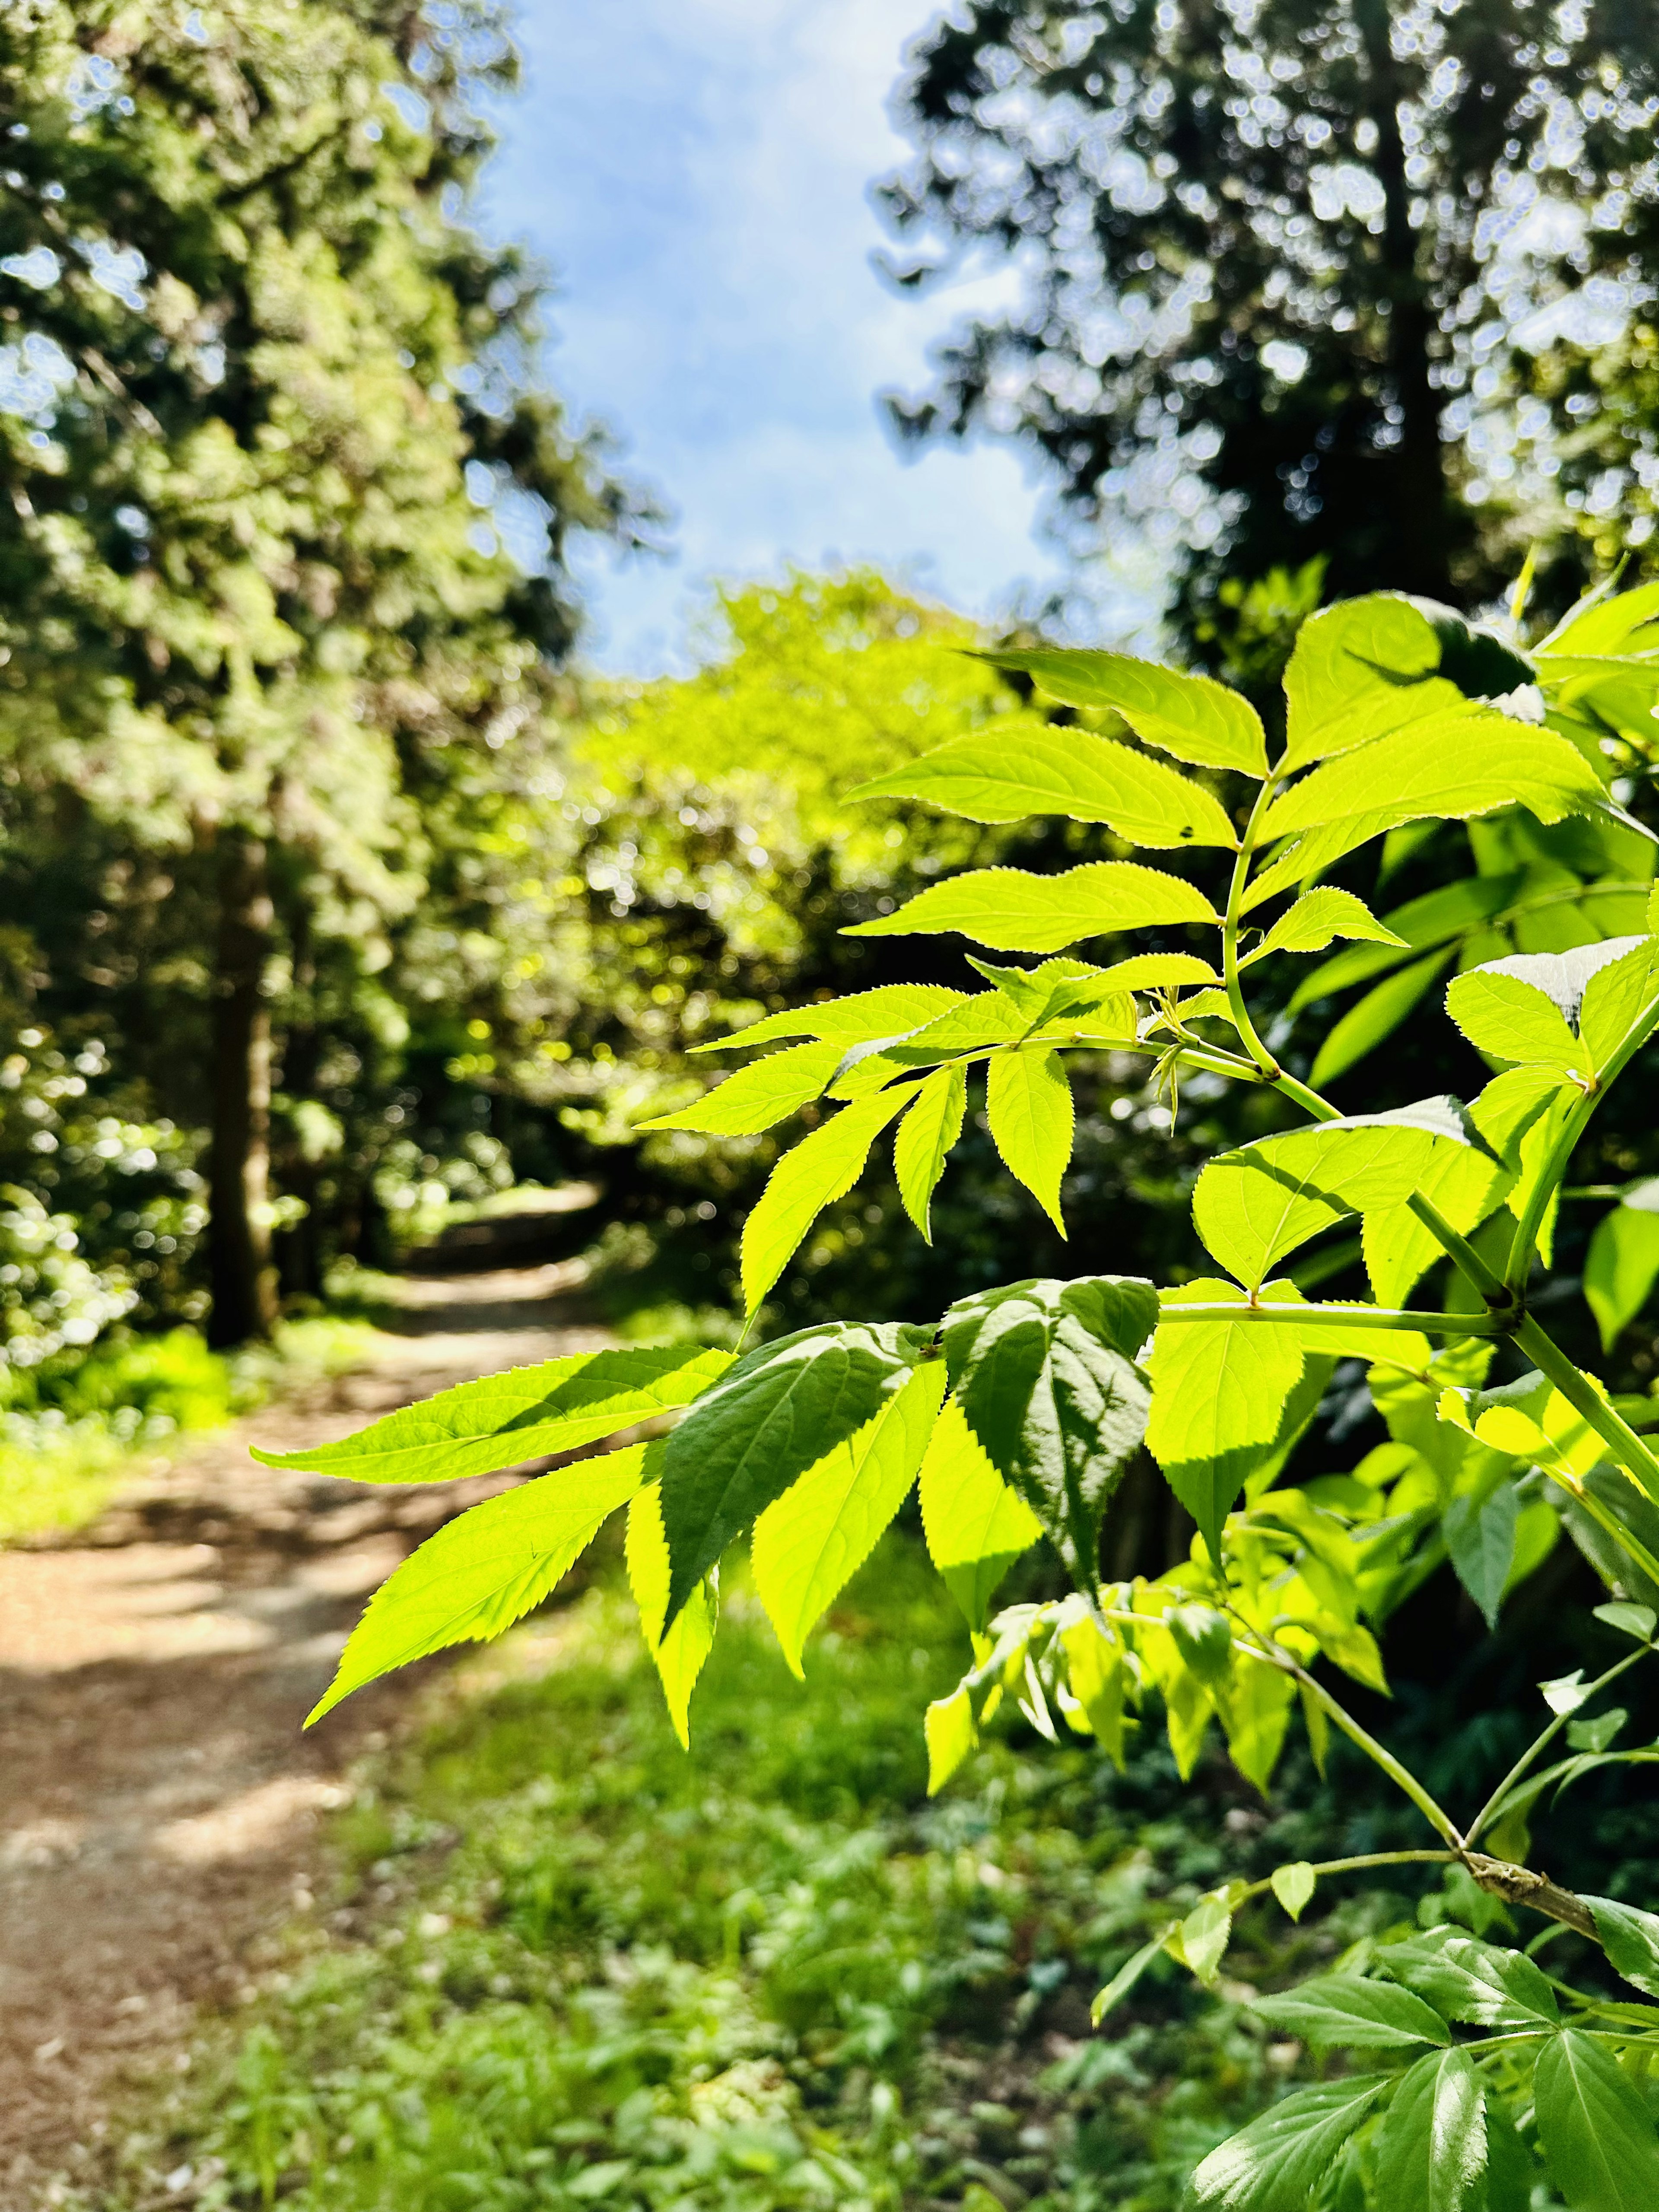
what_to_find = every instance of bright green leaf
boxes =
[1577,938,1659,1070]
[1247,887,1407,963]
[843,860,1217,951]
[1270,1862,1316,1921]
[1282,593,1472,770]
[626,1469,718,1748]
[1147,1279,1308,1559]
[1218,1651,1295,1796]
[845,730,1240,848]
[980,646,1269,774]
[1262,716,1604,842]
[1374,2047,1489,2212]
[1061,1611,1129,1765]
[942,1277,1157,1587]
[306,1444,651,1724]
[1251,1974,1451,2050]
[894,1061,967,1242]
[638,1038,846,1131]
[1308,948,1458,1087]
[1176,1894,1233,1985]
[1585,1192,1659,1352]
[252,1344,734,1486]
[1190,2078,1386,2211]
[1091,1931,1172,2025]
[750,1361,947,1676]
[917,1396,1042,1630]
[691,984,968,1054]
[986,1048,1074,1230]
[925,1684,977,1793]
[658,1322,932,1622]
[1445,968,1585,1074]
[1535,2028,1659,2212]
[740,1090,912,1310]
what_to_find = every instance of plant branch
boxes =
[1515,1314,1659,1506]
[1463,1644,1651,1850]
[1157,1300,1503,1338]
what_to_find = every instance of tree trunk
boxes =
[207,832,279,1347]
[1357,0,1456,604]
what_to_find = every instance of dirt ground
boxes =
[0,1256,605,2206]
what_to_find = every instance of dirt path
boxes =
[0,1257,605,2204]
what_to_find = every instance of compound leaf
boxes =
[306,1443,652,1723]
[986,1048,1074,1230]
[740,1090,912,1310]
[942,1276,1156,1587]
[894,1060,968,1242]
[981,646,1269,774]
[846,731,1239,849]
[626,1467,718,1748]
[1190,2078,1386,2211]
[751,1360,947,1676]
[917,1396,1042,1629]
[252,1344,734,1486]
[843,860,1217,951]
[659,1322,932,1622]
[1535,2028,1659,2212]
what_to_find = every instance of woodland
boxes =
[10,6,1659,2212]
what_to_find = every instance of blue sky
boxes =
[478,0,1069,675]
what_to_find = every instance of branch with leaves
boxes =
[261,575,1659,2209]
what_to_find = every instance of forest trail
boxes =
[0,1246,605,2202]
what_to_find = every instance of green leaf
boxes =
[626,1468,718,1749]
[1577,938,1659,1069]
[986,1048,1074,1230]
[251,1344,734,1485]
[969,953,1210,1024]
[942,1277,1156,1587]
[1446,966,1585,1074]
[1378,1930,1560,2028]
[1090,1930,1172,2025]
[1147,1279,1308,1559]
[893,1061,967,1242]
[740,1090,912,1310]
[1218,1651,1296,1795]
[1262,716,1604,842]
[1585,1897,1659,2000]
[925,1684,977,1793]
[1444,1483,1520,1630]
[691,984,968,1054]
[306,1444,651,1724]
[1247,887,1407,963]
[845,730,1239,848]
[1374,2047,1489,2212]
[1535,2027,1659,2212]
[1190,2078,1386,2211]
[1308,949,1458,1087]
[980,646,1269,774]
[1060,1610,1129,1764]
[1585,1191,1659,1352]
[1287,873,1526,1013]
[750,1361,946,1677]
[1282,593,1472,770]
[1252,1974,1451,2050]
[1194,1105,1473,1290]
[638,1038,846,1131]
[842,860,1217,951]
[1176,1893,1233,1984]
[1363,1130,1511,1308]
[1594,1600,1658,1643]
[917,1396,1042,1629]
[658,1322,932,1622]
[1270,1862,1316,1921]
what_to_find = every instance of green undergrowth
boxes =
[0,1314,379,1543]
[97,1537,1449,2212]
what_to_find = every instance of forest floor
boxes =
[0,1246,605,2207]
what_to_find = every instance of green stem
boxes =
[1222,780,1285,1080]
[1463,1644,1652,1850]
[1230,1850,1454,1910]
[1515,1313,1659,1506]
[1156,1300,1503,1338]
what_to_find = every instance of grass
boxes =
[92,1532,1430,2212]
[0,1314,381,1544]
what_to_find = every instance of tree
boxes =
[264,573,1659,2206]
[0,1,652,1341]
[879,0,1659,639]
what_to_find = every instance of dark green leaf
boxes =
[941,1276,1156,1587]
[659,1322,933,1622]
[251,1344,735,1485]
[1444,1484,1520,1630]
[1586,1897,1659,2001]
[1585,1188,1659,1353]
[1377,1930,1560,2028]
[1252,1974,1450,2050]
[1373,2047,1489,2212]
[1190,2079,1386,2211]
[1535,2027,1659,2212]
[1308,947,1458,1086]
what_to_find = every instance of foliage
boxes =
[269,569,1659,2205]
[877,1,1659,638]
